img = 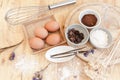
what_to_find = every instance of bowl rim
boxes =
[79,9,101,29]
[90,27,113,48]
[65,24,89,47]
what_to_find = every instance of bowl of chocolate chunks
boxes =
[65,24,89,47]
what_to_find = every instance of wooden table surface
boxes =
[0,0,120,80]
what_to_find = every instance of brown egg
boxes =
[46,33,61,46]
[45,21,60,32]
[29,37,45,50]
[34,27,48,39]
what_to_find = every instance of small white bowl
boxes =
[45,46,75,63]
[90,28,113,48]
[65,24,89,48]
[79,9,101,29]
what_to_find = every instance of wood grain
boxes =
[0,0,120,80]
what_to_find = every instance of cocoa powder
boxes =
[81,14,97,27]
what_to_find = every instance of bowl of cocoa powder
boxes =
[65,24,89,47]
[79,9,101,29]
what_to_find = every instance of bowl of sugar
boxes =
[90,28,113,48]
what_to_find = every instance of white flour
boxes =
[60,67,71,80]
[91,29,108,47]
[60,66,80,80]
[15,58,38,73]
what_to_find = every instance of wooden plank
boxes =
[0,0,120,80]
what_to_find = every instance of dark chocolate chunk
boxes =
[68,28,84,44]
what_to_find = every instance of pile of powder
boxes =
[60,67,71,80]
[91,29,108,47]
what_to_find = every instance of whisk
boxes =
[5,0,76,25]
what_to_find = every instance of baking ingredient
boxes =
[45,21,60,32]
[60,67,71,80]
[15,58,38,73]
[46,33,61,45]
[82,14,97,27]
[34,27,48,39]
[91,30,108,47]
[29,37,45,50]
[68,28,84,44]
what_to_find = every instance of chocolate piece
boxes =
[81,14,97,27]
[68,28,84,44]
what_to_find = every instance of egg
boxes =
[46,33,61,46]
[34,27,48,39]
[45,21,60,32]
[29,37,45,50]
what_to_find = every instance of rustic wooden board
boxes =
[23,14,66,54]
[0,0,120,80]
[64,3,120,64]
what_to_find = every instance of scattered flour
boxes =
[60,67,71,80]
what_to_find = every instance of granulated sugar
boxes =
[91,29,108,47]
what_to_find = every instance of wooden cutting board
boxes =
[0,1,24,49]
[0,0,120,80]
[0,23,24,49]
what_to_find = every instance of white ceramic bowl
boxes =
[65,24,89,48]
[90,28,113,48]
[79,9,101,29]
[45,46,75,63]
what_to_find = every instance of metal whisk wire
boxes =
[5,0,76,25]
[5,6,48,25]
